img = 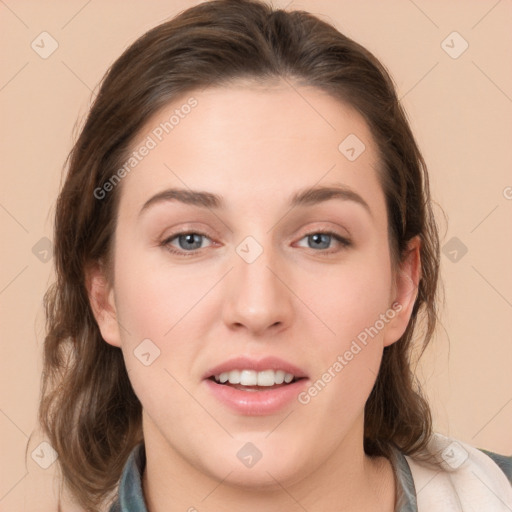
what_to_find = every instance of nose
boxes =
[222,242,294,336]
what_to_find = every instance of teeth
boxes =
[257,370,275,386]
[274,370,285,384]
[228,370,240,384]
[213,369,297,386]
[240,369,258,386]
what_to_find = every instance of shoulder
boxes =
[479,448,512,485]
[403,433,512,511]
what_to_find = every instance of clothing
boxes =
[108,433,512,511]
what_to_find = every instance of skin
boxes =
[88,81,420,512]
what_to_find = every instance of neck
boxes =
[141,414,396,512]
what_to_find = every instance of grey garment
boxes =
[108,443,147,512]
[108,443,512,512]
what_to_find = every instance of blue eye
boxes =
[296,231,351,252]
[161,230,351,257]
[306,233,332,250]
[163,232,212,255]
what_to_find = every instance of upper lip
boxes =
[203,356,309,380]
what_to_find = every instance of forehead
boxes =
[135,82,375,154]
[117,82,385,220]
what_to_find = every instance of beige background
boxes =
[1,0,511,510]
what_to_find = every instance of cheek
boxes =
[295,249,393,403]
[112,258,207,419]
[113,245,216,341]
[306,250,394,346]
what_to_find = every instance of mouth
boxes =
[208,369,306,391]
[203,358,309,415]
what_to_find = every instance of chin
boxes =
[197,437,310,489]
[214,461,305,490]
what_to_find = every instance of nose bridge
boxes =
[223,235,293,334]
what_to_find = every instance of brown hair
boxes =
[38,0,441,509]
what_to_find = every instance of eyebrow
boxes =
[139,184,372,217]
[290,185,372,217]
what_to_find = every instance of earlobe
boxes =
[85,262,122,348]
[383,236,422,347]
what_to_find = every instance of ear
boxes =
[84,262,121,347]
[382,236,421,347]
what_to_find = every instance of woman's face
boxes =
[90,82,419,488]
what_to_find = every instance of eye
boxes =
[161,231,213,256]
[296,231,351,253]
[160,229,351,257]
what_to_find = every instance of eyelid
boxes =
[161,228,213,242]
[156,223,217,257]
[293,221,351,244]
[161,229,215,249]
[159,223,216,243]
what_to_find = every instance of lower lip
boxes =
[204,378,309,415]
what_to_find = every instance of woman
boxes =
[38,1,512,511]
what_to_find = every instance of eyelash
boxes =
[160,229,352,257]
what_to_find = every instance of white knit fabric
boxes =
[405,433,512,511]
